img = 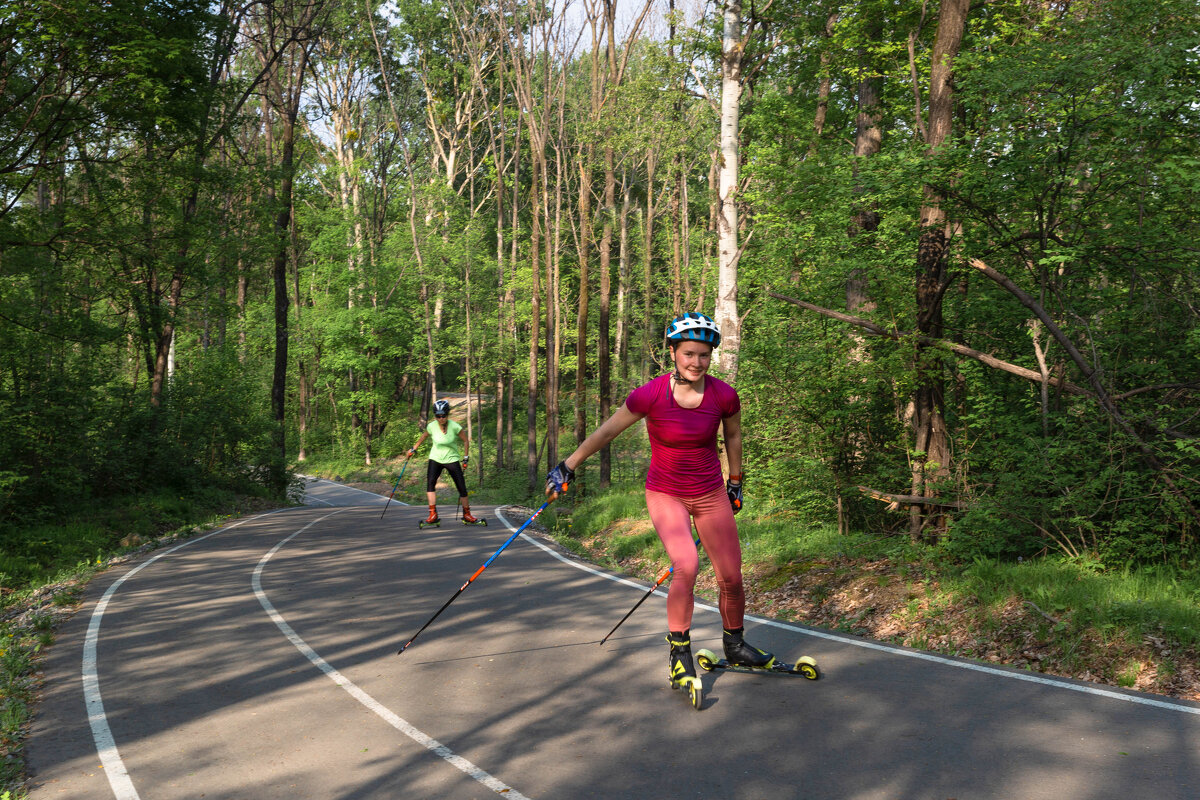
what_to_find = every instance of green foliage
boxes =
[960,555,1200,649]
[2,0,1196,588]
[739,0,1199,560]
[0,338,285,524]
[0,486,257,595]
[0,618,40,792]
[557,489,649,540]
[945,415,1189,564]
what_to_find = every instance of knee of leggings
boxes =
[716,575,744,596]
[672,556,700,583]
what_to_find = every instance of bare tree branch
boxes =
[766,289,1094,397]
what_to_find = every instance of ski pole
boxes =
[398,497,555,655]
[599,535,701,646]
[380,453,414,519]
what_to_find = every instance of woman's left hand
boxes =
[726,474,743,514]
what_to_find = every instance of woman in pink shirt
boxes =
[546,312,773,708]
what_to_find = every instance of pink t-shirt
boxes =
[625,374,740,497]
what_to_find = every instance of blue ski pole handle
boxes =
[599,535,701,646]
[398,498,554,655]
[380,455,413,519]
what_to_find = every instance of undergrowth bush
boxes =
[0,486,261,599]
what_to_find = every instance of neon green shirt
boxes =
[427,419,464,463]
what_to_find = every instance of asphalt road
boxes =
[25,477,1200,799]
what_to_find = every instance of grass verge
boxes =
[550,486,1200,701]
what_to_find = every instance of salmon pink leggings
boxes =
[645,487,744,632]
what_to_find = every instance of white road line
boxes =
[298,474,405,505]
[252,511,532,800]
[495,508,1200,717]
[83,510,293,800]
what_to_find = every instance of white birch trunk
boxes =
[715,0,743,381]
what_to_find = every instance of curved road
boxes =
[26,477,1200,799]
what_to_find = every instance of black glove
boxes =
[462,453,469,466]
[726,473,744,514]
[546,460,576,497]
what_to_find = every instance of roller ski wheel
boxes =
[695,648,820,680]
[461,515,487,526]
[666,631,704,711]
[418,519,440,529]
[670,675,703,710]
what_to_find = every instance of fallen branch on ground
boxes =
[858,485,967,511]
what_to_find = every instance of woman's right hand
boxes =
[545,460,576,499]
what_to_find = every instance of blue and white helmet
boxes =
[433,399,450,417]
[665,312,721,348]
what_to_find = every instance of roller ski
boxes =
[418,507,440,529]
[460,507,487,527]
[666,631,703,710]
[695,627,819,680]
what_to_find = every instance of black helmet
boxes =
[433,399,450,417]
[665,312,721,348]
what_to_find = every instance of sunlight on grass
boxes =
[960,557,1200,648]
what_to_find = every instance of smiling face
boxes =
[670,340,713,382]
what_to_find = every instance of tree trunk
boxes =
[527,149,543,491]
[507,113,521,469]
[494,131,508,471]
[545,134,561,474]
[271,113,294,470]
[910,0,969,540]
[293,225,309,463]
[599,145,615,487]
[617,173,631,381]
[642,147,657,382]
[575,148,592,455]
[715,0,743,380]
[809,12,839,153]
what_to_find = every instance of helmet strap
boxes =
[668,341,686,383]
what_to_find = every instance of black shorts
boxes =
[426,459,468,496]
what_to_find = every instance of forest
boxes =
[1,0,1198,586]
